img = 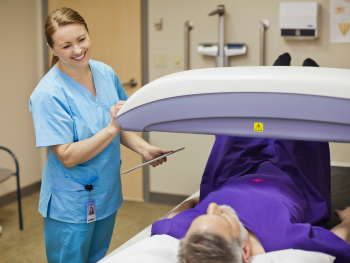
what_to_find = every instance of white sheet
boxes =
[102,234,335,263]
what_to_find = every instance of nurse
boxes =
[30,7,168,263]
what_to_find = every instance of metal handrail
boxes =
[0,146,23,230]
[184,21,194,70]
[259,20,269,66]
[209,5,225,67]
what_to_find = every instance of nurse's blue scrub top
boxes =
[29,60,127,223]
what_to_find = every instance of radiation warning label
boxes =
[254,123,263,132]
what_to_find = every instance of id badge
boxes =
[87,200,96,223]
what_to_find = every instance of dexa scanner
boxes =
[117,67,350,143]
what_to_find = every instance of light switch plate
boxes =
[155,54,167,68]
[173,55,182,69]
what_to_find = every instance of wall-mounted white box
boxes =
[279,2,320,39]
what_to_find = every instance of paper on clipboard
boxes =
[121,147,185,174]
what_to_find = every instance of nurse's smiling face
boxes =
[51,23,92,70]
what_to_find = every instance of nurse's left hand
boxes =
[143,146,171,167]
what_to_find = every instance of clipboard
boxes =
[121,147,185,174]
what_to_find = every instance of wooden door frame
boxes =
[42,0,49,72]
[41,0,151,202]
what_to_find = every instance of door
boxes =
[48,0,144,201]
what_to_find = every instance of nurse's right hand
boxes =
[109,101,125,134]
[50,100,126,169]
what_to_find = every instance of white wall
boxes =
[149,133,215,196]
[0,0,45,198]
[148,0,350,195]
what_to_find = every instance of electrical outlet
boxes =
[155,54,167,68]
[173,55,182,69]
[154,17,163,30]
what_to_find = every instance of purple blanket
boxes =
[151,136,350,262]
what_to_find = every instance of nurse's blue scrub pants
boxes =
[44,212,117,263]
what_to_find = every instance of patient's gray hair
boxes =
[178,205,247,263]
[178,232,243,263]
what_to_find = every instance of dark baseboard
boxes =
[149,192,189,206]
[331,166,350,175]
[0,180,41,209]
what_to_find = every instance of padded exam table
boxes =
[100,66,350,262]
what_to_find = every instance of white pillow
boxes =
[102,235,179,263]
[104,235,335,263]
[250,249,335,263]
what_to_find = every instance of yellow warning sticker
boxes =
[254,123,263,132]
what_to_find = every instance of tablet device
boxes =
[121,147,185,174]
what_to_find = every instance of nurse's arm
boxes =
[50,101,124,169]
[50,124,119,169]
[120,131,170,167]
[331,207,350,245]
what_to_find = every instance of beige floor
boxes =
[0,192,173,263]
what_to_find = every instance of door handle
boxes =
[122,78,138,87]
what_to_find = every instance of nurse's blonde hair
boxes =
[45,7,89,68]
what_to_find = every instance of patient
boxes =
[151,56,350,263]
[151,137,350,263]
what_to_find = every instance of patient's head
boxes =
[178,203,250,263]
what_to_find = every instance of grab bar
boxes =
[259,20,269,66]
[209,5,225,67]
[184,20,194,70]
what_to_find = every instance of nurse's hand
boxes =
[143,146,171,167]
[109,101,125,134]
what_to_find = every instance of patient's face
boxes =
[186,203,247,241]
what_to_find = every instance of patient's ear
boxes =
[241,240,250,263]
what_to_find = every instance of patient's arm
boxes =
[167,197,200,219]
[331,207,350,245]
